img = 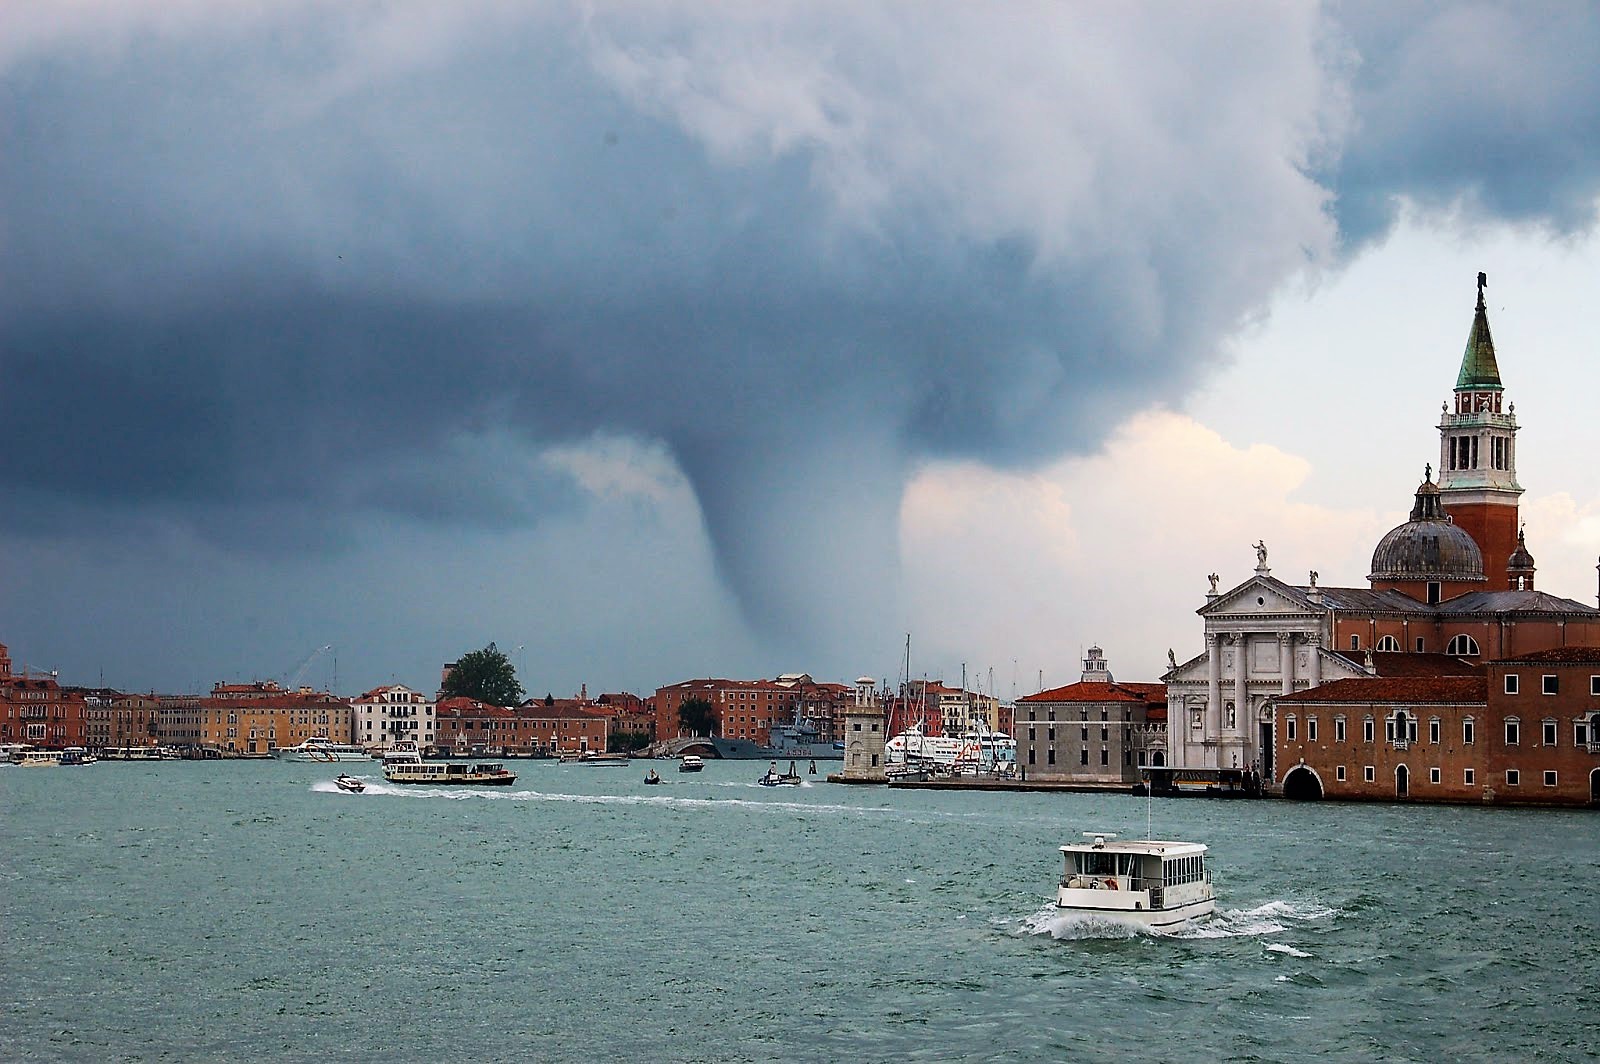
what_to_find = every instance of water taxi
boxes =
[383,760,517,786]
[276,737,371,763]
[334,774,366,793]
[678,754,705,773]
[559,752,630,766]
[1056,833,1215,929]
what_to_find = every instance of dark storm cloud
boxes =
[3,2,1598,643]
[1330,1,1600,241]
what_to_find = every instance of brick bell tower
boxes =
[1438,272,1522,589]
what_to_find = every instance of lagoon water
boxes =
[3,758,1598,1062]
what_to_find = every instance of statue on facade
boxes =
[1207,572,1220,594]
[1308,570,1318,588]
[1253,540,1268,568]
[1167,648,1177,670]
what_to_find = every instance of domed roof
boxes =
[1369,471,1485,584]
[1507,528,1535,572]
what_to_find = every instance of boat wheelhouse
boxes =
[383,760,517,786]
[1056,833,1215,929]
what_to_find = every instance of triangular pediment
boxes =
[1199,574,1319,619]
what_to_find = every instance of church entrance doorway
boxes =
[1282,766,1321,800]
[1396,764,1410,798]
[1151,749,1165,767]
[1258,721,1274,780]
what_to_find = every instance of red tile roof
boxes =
[1332,652,1483,677]
[1275,676,1485,705]
[1490,646,1600,665]
[1020,681,1166,705]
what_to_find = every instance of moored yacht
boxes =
[1056,832,1215,929]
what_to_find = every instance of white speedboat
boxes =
[277,737,371,763]
[1056,833,1215,930]
[334,774,366,793]
[678,755,705,773]
[384,760,517,786]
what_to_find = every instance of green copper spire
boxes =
[1456,271,1503,391]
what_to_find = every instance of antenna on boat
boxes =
[1146,773,1153,840]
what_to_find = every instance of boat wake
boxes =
[1174,899,1338,940]
[1015,897,1338,942]
[312,781,865,814]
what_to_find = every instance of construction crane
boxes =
[285,645,333,689]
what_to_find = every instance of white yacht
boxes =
[884,724,969,768]
[276,736,371,763]
[1056,833,1215,930]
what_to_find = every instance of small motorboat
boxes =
[644,769,662,785]
[678,755,705,773]
[757,761,803,787]
[335,774,366,794]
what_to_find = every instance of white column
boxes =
[1281,633,1296,695]
[1205,633,1221,742]
[1308,635,1322,687]
[1233,635,1248,734]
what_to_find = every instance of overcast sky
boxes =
[4,2,1600,699]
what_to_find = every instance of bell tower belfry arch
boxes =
[1438,272,1523,588]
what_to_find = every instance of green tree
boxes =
[678,697,718,736]
[441,642,524,707]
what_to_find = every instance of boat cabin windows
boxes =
[1163,855,1206,886]
[1067,851,1135,880]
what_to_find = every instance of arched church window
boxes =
[1446,634,1480,657]
[1375,635,1400,652]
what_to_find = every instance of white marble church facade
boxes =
[1164,551,1364,778]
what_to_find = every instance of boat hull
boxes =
[383,774,518,786]
[1054,888,1215,929]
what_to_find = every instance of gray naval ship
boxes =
[707,718,843,761]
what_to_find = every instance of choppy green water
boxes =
[3,759,1598,1062]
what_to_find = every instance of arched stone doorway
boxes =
[1282,765,1322,800]
[1590,767,1600,804]
[1396,764,1410,798]
[1151,749,1166,767]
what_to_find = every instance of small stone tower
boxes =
[839,676,887,782]
[1507,527,1536,591]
